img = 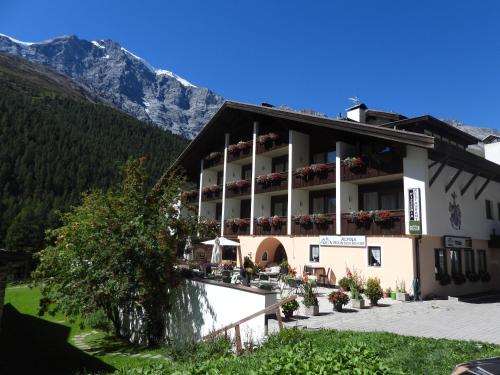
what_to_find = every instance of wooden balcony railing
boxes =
[224,219,251,236]
[292,214,336,236]
[340,210,405,235]
[201,186,223,202]
[225,180,251,198]
[341,156,403,182]
[293,163,336,189]
[253,216,288,235]
[254,172,288,194]
[255,132,289,154]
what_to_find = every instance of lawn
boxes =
[2,285,500,374]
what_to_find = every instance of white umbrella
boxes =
[210,237,222,264]
[202,237,240,246]
[184,236,193,261]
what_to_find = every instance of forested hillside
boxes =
[0,53,188,253]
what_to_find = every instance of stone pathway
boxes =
[71,330,168,360]
[270,288,500,344]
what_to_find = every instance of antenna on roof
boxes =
[348,96,360,106]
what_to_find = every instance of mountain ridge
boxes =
[0,33,224,138]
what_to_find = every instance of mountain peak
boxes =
[0,33,223,138]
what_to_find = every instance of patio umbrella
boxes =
[202,237,240,246]
[183,236,193,261]
[210,237,222,264]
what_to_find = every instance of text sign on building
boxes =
[444,236,472,248]
[319,235,366,247]
[408,188,422,235]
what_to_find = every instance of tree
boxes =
[33,158,211,345]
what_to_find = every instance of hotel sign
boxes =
[408,188,422,235]
[319,235,366,247]
[444,236,472,248]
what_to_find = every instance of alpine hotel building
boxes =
[175,101,500,298]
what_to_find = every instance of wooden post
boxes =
[275,307,283,330]
[234,324,242,354]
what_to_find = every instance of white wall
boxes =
[291,131,310,168]
[224,199,241,219]
[292,190,309,216]
[403,146,429,235]
[201,170,218,188]
[200,202,216,220]
[426,164,500,240]
[485,142,500,166]
[226,163,242,182]
[254,155,272,176]
[120,279,278,345]
[254,195,271,218]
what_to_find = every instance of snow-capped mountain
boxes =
[0,33,224,138]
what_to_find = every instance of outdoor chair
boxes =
[318,267,331,286]
[287,278,304,295]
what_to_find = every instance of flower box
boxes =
[343,156,366,172]
[304,305,319,316]
[205,152,222,162]
[350,299,365,309]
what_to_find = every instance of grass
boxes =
[2,285,500,374]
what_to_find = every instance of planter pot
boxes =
[370,299,379,306]
[334,304,343,312]
[351,299,365,309]
[284,311,294,319]
[390,292,397,300]
[396,292,409,302]
[304,305,319,316]
[383,293,389,299]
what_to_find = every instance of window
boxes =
[464,249,475,274]
[215,203,222,221]
[309,190,336,214]
[434,248,447,275]
[450,249,462,276]
[216,171,224,186]
[309,245,320,263]
[240,199,251,219]
[486,200,493,219]
[261,251,268,261]
[363,192,378,211]
[272,156,288,173]
[312,150,336,164]
[498,203,500,221]
[368,246,382,267]
[241,164,252,181]
[326,151,336,164]
[477,250,487,272]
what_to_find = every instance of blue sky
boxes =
[1,0,500,129]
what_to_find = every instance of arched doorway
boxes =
[254,238,288,268]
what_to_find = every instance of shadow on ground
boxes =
[0,304,114,375]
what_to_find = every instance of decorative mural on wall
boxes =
[448,192,462,230]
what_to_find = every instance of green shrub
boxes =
[365,277,383,304]
[338,276,350,291]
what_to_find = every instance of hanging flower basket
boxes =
[295,166,312,179]
[234,218,249,228]
[267,172,283,184]
[294,214,312,227]
[256,175,268,185]
[258,134,271,145]
[236,179,250,189]
[205,152,222,162]
[271,215,282,228]
[257,216,270,226]
[373,210,393,228]
[226,181,238,191]
[350,210,373,228]
[228,144,238,154]
[312,213,328,226]
[268,132,279,141]
[209,185,222,193]
[311,163,329,175]
[237,140,251,150]
[343,156,365,173]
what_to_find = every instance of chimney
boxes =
[346,103,367,123]
[484,135,500,165]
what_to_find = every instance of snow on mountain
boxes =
[0,33,223,138]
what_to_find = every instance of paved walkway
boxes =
[272,288,500,344]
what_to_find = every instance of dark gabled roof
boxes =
[484,134,500,144]
[172,101,435,173]
[380,115,478,145]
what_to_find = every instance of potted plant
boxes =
[466,271,480,282]
[271,215,282,228]
[237,140,250,151]
[328,290,349,312]
[373,210,392,228]
[396,280,409,301]
[258,134,271,145]
[279,260,289,274]
[365,277,383,306]
[480,270,491,282]
[205,151,222,162]
[256,174,268,185]
[312,213,327,226]
[243,256,254,286]
[310,163,328,176]
[256,216,270,227]
[302,281,319,316]
[281,299,299,319]
[338,276,350,291]
[267,172,283,184]
[452,273,466,285]
[268,132,279,141]
[343,156,365,172]
[295,166,312,180]
[347,268,365,309]
[227,144,238,154]
[436,272,451,285]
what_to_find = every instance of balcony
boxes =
[224,218,250,236]
[292,214,336,236]
[225,180,251,198]
[255,132,288,155]
[293,163,335,189]
[341,156,403,182]
[254,172,288,194]
[253,216,287,236]
[181,189,199,204]
[201,185,223,202]
[203,151,224,169]
[227,141,252,163]
[340,210,405,235]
